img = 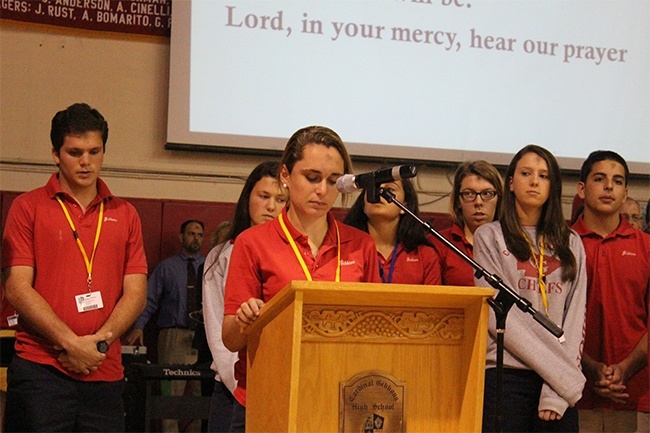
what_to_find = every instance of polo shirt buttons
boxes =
[71,203,82,218]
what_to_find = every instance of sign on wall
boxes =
[1,0,171,37]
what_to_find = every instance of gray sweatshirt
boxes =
[473,221,587,416]
[202,241,238,393]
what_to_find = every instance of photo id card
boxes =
[7,314,19,327]
[76,291,104,313]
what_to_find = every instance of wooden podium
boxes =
[245,281,494,432]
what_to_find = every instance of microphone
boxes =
[336,165,417,193]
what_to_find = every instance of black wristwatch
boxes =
[96,340,109,353]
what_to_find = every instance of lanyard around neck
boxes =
[56,196,104,292]
[379,241,399,284]
[278,213,340,282]
[523,232,548,316]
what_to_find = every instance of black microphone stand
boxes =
[372,187,564,433]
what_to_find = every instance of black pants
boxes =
[207,381,235,433]
[482,368,578,433]
[228,400,246,433]
[4,356,125,432]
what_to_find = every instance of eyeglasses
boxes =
[460,190,498,203]
[622,213,643,222]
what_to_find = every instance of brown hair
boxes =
[280,125,353,204]
[450,160,504,227]
[501,145,577,282]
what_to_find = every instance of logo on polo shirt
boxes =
[340,260,356,266]
[104,216,118,223]
[406,257,419,262]
[621,250,636,257]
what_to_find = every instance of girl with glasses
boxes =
[433,160,503,286]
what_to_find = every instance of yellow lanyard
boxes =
[278,213,340,282]
[524,234,549,316]
[56,196,104,292]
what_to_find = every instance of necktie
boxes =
[186,257,198,329]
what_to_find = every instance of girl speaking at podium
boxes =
[222,126,381,432]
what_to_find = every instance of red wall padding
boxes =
[2,191,454,272]
[1,190,453,329]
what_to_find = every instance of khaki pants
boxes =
[158,328,200,433]
[579,409,650,433]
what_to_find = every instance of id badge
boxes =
[7,314,19,327]
[76,291,104,313]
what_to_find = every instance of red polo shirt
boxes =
[377,242,442,285]
[2,174,148,382]
[431,223,476,287]
[224,207,381,406]
[573,216,649,411]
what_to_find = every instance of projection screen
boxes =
[167,0,650,174]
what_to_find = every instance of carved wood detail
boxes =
[302,306,464,344]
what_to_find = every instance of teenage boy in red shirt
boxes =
[573,150,649,432]
[2,103,148,432]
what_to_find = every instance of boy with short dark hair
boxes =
[2,103,148,432]
[573,150,649,432]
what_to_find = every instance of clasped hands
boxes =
[590,362,630,404]
[53,331,113,375]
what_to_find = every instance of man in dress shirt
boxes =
[126,219,205,432]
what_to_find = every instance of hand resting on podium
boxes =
[223,297,265,352]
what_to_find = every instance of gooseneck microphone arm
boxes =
[377,187,564,337]
[377,186,564,433]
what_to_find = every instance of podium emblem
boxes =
[340,371,405,433]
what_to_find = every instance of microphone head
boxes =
[336,175,357,194]
[397,164,418,180]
